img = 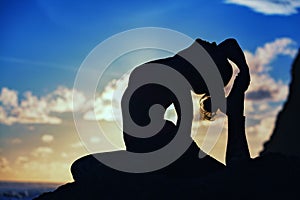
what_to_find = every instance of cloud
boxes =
[61,152,68,158]
[225,0,300,15]
[245,38,297,102]
[46,86,86,113]
[0,88,20,125]
[246,115,278,157]
[13,91,62,124]
[83,74,129,122]
[89,136,101,144]
[0,86,86,125]
[70,142,85,148]
[41,134,54,143]
[21,160,70,182]
[0,87,18,107]
[0,73,134,126]
[240,37,297,157]
[15,156,29,165]
[245,38,297,73]
[11,138,22,144]
[246,74,289,102]
[31,147,54,158]
[0,156,12,172]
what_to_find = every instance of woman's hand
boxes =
[217,38,251,116]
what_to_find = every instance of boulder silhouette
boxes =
[261,50,300,157]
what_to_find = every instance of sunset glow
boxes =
[1,0,299,183]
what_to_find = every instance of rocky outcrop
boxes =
[261,50,300,157]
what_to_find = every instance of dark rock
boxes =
[261,50,300,157]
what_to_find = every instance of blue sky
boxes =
[0,0,300,182]
[1,0,299,94]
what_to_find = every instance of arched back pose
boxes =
[122,38,251,168]
[70,38,251,182]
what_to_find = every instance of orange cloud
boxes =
[0,156,11,173]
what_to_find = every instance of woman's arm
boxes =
[218,38,250,93]
[218,38,251,165]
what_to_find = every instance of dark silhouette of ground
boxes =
[34,42,300,200]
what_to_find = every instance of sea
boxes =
[0,181,62,200]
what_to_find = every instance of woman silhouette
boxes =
[70,38,251,183]
[122,38,251,168]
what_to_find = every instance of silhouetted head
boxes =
[196,38,233,87]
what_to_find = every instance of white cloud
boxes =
[41,134,54,143]
[0,106,16,125]
[244,38,296,102]
[83,74,129,122]
[241,37,297,156]
[0,87,18,107]
[0,86,86,125]
[245,38,297,73]
[0,88,19,125]
[246,73,289,102]
[246,115,278,157]
[14,91,62,124]
[46,86,86,113]
[70,142,85,148]
[89,136,101,144]
[31,147,54,158]
[225,0,300,15]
